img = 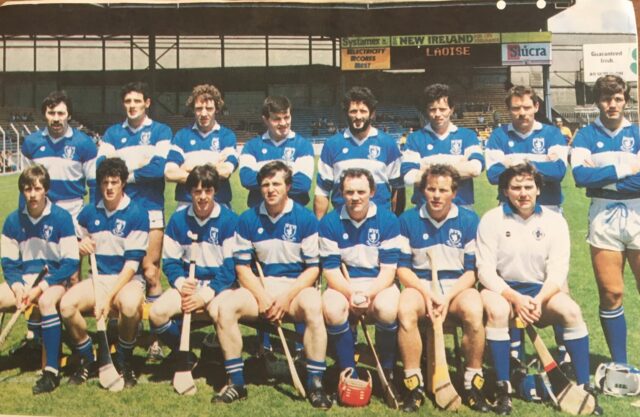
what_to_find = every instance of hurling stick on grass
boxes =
[340,263,399,409]
[172,231,198,395]
[255,260,306,398]
[523,322,595,415]
[426,250,461,411]
[90,254,125,392]
[0,265,48,349]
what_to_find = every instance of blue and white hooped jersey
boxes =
[1,200,79,288]
[99,117,172,211]
[239,131,314,207]
[485,122,568,206]
[22,127,97,204]
[318,203,400,279]
[77,194,149,276]
[398,204,477,281]
[163,203,237,294]
[571,118,640,200]
[401,123,484,207]
[234,199,319,279]
[316,128,403,211]
[166,123,238,205]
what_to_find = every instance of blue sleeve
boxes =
[166,132,186,166]
[615,173,640,192]
[44,212,79,285]
[161,217,186,288]
[379,212,401,265]
[291,139,314,198]
[1,215,24,286]
[485,133,506,185]
[133,125,172,183]
[211,213,238,293]
[400,134,421,178]
[529,130,567,182]
[239,140,260,191]
[123,208,149,262]
[463,212,479,272]
[233,211,255,266]
[571,131,619,188]
[386,139,404,188]
[318,216,341,270]
[398,214,413,269]
[316,139,335,193]
[465,133,485,170]
[222,129,239,170]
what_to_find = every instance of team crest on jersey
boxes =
[450,139,462,155]
[140,131,151,146]
[41,224,53,241]
[63,145,76,160]
[367,228,380,246]
[621,136,635,152]
[210,138,220,152]
[208,227,219,245]
[446,229,462,248]
[282,223,297,242]
[532,137,545,154]
[283,147,296,163]
[533,227,545,240]
[113,219,126,237]
[368,145,381,159]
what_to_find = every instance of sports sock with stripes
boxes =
[224,357,245,386]
[327,320,357,378]
[375,320,398,370]
[563,324,590,386]
[486,326,510,383]
[305,358,326,389]
[41,314,62,374]
[599,306,627,363]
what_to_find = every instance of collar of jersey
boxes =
[343,126,379,145]
[502,201,542,217]
[187,201,221,225]
[22,197,53,224]
[339,202,377,227]
[122,116,152,133]
[259,198,294,222]
[261,130,296,144]
[418,202,459,225]
[43,126,73,142]
[191,122,221,136]
[424,122,458,140]
[507,121,543,139]
[97,193,131,216]
[595,117,631,138]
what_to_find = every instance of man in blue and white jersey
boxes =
[571,74,640,366]
[396,164,489,413]
[485,85,568,208]
[239,96,314,208]
[165,84,238,209]
[1,165,79,394]
[477,163,595,415]
[99,82,171,303]
[60,158,149,389]
[211,161,331,409]
[401,84,484,210]
[314,86,403,218]
[21,91,98,221]
[320,167,401,406]
[149,165,237,365]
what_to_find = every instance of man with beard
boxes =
[165,84,238,209]
[314,86,403,219]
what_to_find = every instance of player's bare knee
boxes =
[484,302,509,325]
[59,297,77,320]
[149,302,170,327]
[371,301,398,325]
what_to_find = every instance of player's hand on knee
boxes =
[513,295,537,325]
[265,302,286,323]
[349,292,369,316]
[258,294,275,317]
[182,293,204,313]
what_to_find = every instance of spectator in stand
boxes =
[554,117,573,145]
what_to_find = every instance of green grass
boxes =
[0,168,640,416]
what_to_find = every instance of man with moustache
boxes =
[314,86,403,219]
[165,84,238,209]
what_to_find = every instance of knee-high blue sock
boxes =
[554,324,568,362]
[509,327,525,361]
[327,321,357,377]
[224,357,245,386]
[27,318,42,343]
[41,314,61,374]
[74,337,95,364]
[563,324,590,386]
[151,320,180,352]
[600,306,627,363]
[260,330,272,351]
[375,321,398,370]
[306,359,326,390]
[487,327,510,382]
[116,337,136,366]
[295,322,305,352]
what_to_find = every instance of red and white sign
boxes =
[501,42,551,66]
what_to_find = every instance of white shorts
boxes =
[419,278,456,297]
[587,198,640,251]
[263,277,295,298]
[92,274,145,303]
[148,209,164,229]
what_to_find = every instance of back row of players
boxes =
[1,75,636,415]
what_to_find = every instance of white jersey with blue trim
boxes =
[316,128,403,211]
[485,122,568,206]
[476,203,570,294]
[21,127,97,205]
[398,204,477,281]
[239,131,314,207]
[234,199,318,279]
[1,199,79,288]
[99,117,172,211]
[77,194,149,277]
[163,203,237,297]
[571,117,640,200]
[318,203,401,279]
[166,122,238,205]
[401,123,484,207]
